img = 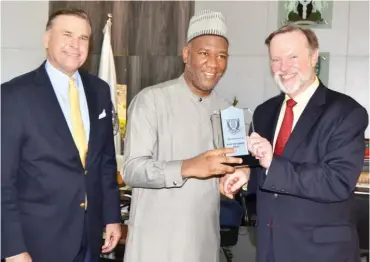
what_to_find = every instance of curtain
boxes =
[49,1,194,104]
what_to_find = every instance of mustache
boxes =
[274,72,298,76]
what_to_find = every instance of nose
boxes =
[206,55,218,69]
[279,59,290,72]
[69,37,79,48]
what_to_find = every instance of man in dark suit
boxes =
[1,8,121,262]
[223,25,368,262]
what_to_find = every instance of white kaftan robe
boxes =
[123,75,230,262]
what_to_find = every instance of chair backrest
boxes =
[219,198,244,227]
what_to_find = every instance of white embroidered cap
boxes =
[187,10,228,43]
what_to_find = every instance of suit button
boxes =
[80,202,85,208]
[85,170,88,175]
[271,185,275,189]
[173,181,178,186]
[274,193,278,198]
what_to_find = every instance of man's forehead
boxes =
[191,35,228,50]
[52,15,90,30]
[270,33,310,53]
[271,31,308,46]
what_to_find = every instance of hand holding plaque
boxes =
[211,106,259,167]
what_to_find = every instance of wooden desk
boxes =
[119,224,128,245]
[355,159,369,194]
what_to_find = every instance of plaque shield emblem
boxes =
[226,119,240,134]
[210,106,258,167]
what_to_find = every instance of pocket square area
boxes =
[98,109,106,119]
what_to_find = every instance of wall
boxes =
[1,1,368,135]
[195,1,369,136]
[1,1,49,83]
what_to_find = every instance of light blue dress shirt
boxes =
[45,61,90,142]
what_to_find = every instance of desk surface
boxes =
[355,185,369,195]
[356,159,369,195]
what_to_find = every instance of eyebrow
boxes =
[198,47,228,54]
[271,52,297,58]
[62,30,89,39]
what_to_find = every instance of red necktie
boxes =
[274,99,297,156]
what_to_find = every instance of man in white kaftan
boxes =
[122,10,249,262]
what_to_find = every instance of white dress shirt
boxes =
[45,60,90,141]
[272,76,320,151]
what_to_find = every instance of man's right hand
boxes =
[6,252,32,262]
[181,148,242,178]
[222,167,250,197]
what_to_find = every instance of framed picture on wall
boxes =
[316,52,330,87]
[278,0,333,28]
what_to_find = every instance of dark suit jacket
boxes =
[250,82,368,262]
[1,63,121,262]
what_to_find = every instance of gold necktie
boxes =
[69,78,88,167]
[69,78,88,209]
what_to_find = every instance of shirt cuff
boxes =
[164,160,185,188]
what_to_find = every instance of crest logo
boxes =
[284,0,329,26]
[226,119,240,134]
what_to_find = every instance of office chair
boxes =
[219,195,244,262]
[356,193,369,262]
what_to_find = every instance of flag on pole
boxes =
[98,14,121,155]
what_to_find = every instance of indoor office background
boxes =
[1,1,369,136]
[1,1,369,262]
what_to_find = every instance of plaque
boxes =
[211,106,259,167]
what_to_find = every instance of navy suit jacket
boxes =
[1,63,121,262]
[250,82,368,262]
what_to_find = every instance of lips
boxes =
[279,73,297,81]
[64,51,80,57]
[203,72,217,79]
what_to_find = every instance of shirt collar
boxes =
[45,60,81,88]
[179,73,214,102]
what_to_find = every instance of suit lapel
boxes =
[34,63,101,169]
[79,70,99,169]
[283,83,327,158]
[34,63,80,159]
[265,94,285,145]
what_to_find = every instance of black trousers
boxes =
[266,228,275,262]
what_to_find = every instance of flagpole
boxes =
[98,13,121,156]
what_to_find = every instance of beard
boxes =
[274,70,313,95]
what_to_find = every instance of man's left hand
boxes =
[102,223,122,253]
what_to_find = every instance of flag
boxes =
[98,15,121,155]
